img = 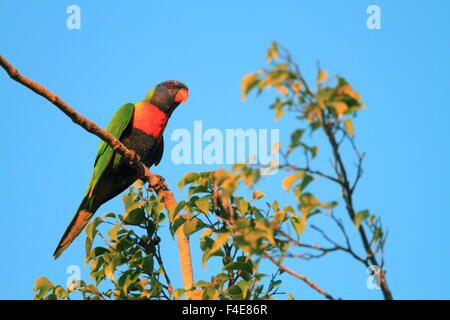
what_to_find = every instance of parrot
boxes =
[53,80,189,259]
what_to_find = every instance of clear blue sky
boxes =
[0,0,449,299]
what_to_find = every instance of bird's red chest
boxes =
[132,102,169,138]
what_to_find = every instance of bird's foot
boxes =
[147,175,166,193]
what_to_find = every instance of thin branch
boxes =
[0,55,160,186]
[278,45,314,99]
[283,250,337,260]
[310,224,367,265]
[263,251,336,300]
[280,150,341,184]
[154,242,175,296]
[320,108,393,300]
[279,232,341,260]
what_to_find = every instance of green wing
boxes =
[84,103,135,197]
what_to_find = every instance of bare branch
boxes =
[280,150,342,184]
[320,108,393,300]
[0,55,157,186]
[263,251,336,300]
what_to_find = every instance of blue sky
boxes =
[0,0,449,299]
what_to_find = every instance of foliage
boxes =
[34,42,392,300]
[34,175,292,300]
[241,41,391,299]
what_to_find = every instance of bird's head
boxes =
[144,80,189,115]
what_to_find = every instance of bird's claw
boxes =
[147,175,165,192]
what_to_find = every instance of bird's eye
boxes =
[167,83,174,89]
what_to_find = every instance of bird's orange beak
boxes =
[175,88,189,103]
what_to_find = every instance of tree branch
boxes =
[320,109,393,300]
[0,55,156,185]
[263,251,336,300]
[0,55,195,298]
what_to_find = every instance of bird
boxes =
[53,80,189,259]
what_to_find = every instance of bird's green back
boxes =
[84,103,135,198]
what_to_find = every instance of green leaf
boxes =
[282,171,304,191]
[236,198,249,214]
[223,261,253,274]
[200,228,213,240]
[194,280,211,288]
[123,208,145,226]
[289,129,305,151]
[330,101,348,120]
[91,247,108,258]
[85,237,93,259]
[54,286,67,299]
[34,277,54,292]
[101,212,116,220]
[183,217,205,236]
[214,169,231,185]
[200,234,214,251]
[317,70,328,84]
[228,285,242,296]
[104,262,115,281]
[271,200,279,211]
[241,73,258,101]
[274,108,286,122]
[85,217,102,241]
[202,232,231,268]
[107,224,121,242]
[188,185,209,198]
[299,175,314,191]
[195,196,210,214]
[252,191,265,200]
[168,200,186,223]
[170,216,186,236]
[310,121,322,132]
[122,194,145,216]
[210,232,231,253]
[354,210,370,229]
[373,227,382,243]
[178,172,200,190]
[142,255,154,274]
[344,119,355,136]
[290,214,307,239]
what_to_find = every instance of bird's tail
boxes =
[53,197,96,259]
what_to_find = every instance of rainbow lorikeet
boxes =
[53,80,189,259]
